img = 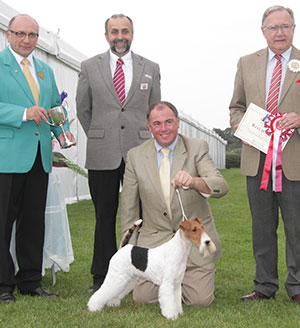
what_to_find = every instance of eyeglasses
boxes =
[264,24,294,33]
[9,30,39,40]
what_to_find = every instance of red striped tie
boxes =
[266,55,282,114]
[113,58,125,105]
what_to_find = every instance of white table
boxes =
[10,173,74,285]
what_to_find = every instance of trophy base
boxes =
[61,141,76,149]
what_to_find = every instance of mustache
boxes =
[113,39,129,45]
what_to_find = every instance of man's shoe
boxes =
[241,290,274,302]
[291,294,300,304]
[0,292,15,304]
[87,283,102,293]
[19,287,59,297]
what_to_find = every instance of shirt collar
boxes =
[154,135,178,153]
[268,46,292,63]
[109,50,132,67]
[8,45,35,67]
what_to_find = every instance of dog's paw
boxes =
[107,298,121,307]
[87,299,102,312]
[162,310,179,320]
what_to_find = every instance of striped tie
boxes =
[113,58,125,105]
[266,55,282,114]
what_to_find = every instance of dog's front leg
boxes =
[158,282,178,320]
[174,283,183,316]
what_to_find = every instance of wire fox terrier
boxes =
[87,217,216,320]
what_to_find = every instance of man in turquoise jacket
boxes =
[0,14,75,304]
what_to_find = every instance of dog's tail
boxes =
[119,219,143,248]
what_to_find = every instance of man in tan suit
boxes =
[121,101,228,306]
[230,6,300,304]
[76,14,161,292]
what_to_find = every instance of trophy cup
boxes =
[48,105,75,148]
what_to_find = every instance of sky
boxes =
[4,0,299,130]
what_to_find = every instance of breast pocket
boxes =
[87,129,105,139]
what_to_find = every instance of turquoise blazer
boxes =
[0,46,68,173]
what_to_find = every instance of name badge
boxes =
[140,83,148,90]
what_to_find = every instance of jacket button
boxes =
[121,125,125,129]
[173,230,176,234]
[35,132,39,136]
[121,108,125,112]
[163,212,168,216]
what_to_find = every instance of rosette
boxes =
[260,112,294,192]
[288,59,300,73]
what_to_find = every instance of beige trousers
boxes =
[133,260,216,306]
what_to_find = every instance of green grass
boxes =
[1,168,300,327]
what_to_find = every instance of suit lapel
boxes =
[143,140,164,199]
[279,46,300,106]
[34,57,46,106]
[4,48,35,105]
[125,52,143,105]
[255,48,268,106]
[97,51,121,103]
[170,136,187,204]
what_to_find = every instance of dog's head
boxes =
[179,218,216,258]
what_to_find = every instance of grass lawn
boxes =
[1,168,299,327]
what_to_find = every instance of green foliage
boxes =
[214,127,242,168]
[226,153,241,169]
[2,169,299,327]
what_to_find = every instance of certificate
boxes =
[234,103,291,154]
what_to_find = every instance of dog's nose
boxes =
[204,240,210,245]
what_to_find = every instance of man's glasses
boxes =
[264,24,294,33]
[9,30,39,40]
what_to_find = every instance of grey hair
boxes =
[147,101,179,121]
[105,14,134,33]
[262,6,295,27]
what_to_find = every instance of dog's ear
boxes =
[179,220,191,231]
[194,217,202,224]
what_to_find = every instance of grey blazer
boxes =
[229,46,300,180]
[76,50,161,170]
[120,135,229,266]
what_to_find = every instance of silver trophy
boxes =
[48,105,75,148]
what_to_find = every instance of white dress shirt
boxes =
[109,50,133,98]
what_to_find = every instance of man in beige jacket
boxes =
[230,6,300,304]
[121,101,228,306]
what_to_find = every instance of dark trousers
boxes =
[88,159,125,283]
[0,148,48,293]
[247,153,300,297]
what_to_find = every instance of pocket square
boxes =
[296,79,300,83]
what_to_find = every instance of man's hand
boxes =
[26,106,49,125]
[58,131,76,149]
[279,112,300,130]
[171,170,195,189]
[171,170,211,194]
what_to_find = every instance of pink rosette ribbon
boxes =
[260,112,294,192]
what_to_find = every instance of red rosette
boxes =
[264,112,293,140]
[260,111,294,192]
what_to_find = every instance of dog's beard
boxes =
[199,232,216,258]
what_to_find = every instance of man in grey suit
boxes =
[76,14,161,292]
[121,101,228,306]
[230,6,300,304]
